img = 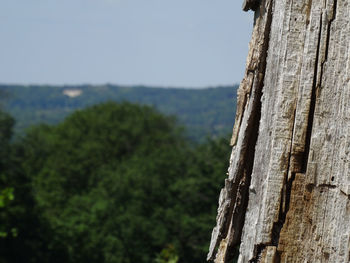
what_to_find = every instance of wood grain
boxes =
[208,0,350,262]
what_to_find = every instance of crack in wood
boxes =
[304,0,337,172]
[272,2,339,260]
[302,14,323,173]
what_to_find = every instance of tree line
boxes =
[0,84,238,142]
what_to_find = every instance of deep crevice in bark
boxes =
[272,172,297,247]
[225,76,263,263]
[324,1,337,60]
[249,244,266,263]
[318,0,337,98]
[269,2,339,259]
[302,14,323,173]
[303,0,337,173]
[271,126,298,251]
[271,102,298,249]
[208,0,276,261]
[270,1,339,254]
[227,2,274,261]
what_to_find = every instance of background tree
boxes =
[1,102,232,263]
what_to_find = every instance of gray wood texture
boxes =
[208,0,350,262]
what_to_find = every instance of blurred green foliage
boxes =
[155,244,179,263]
[0,111,16,238]
[0,102,232,263]
[0,188,14,209]
[0,188,16,238]
[0,84,238,142]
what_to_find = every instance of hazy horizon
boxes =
[1,0,253,88]
[0,82,239,89]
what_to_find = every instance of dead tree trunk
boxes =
[208,0,350,262]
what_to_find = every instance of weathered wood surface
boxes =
[208,0,350,262]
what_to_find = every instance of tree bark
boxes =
[208,0,350,262]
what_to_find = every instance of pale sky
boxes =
[0,0,253,88]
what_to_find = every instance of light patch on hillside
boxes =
[63,89,83,98]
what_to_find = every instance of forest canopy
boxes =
[0,102,231,263]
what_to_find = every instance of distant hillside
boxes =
[0,84,238,142]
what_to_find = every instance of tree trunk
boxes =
[208,0,350,262]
